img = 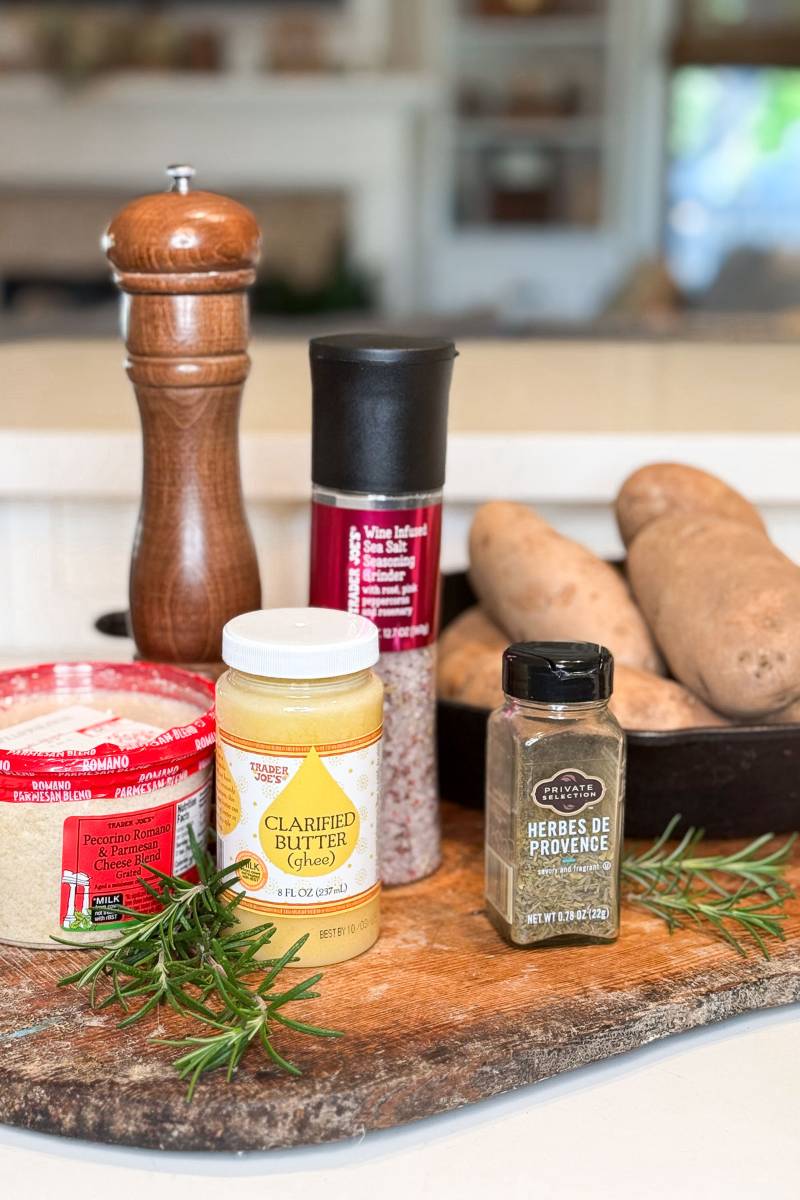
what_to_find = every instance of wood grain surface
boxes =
[1,803,798,1153]
[105,172,262,665]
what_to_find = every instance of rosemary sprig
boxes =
[56,835,342,1098]
[622,816,797,959]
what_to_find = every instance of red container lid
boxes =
[0,662,215,803]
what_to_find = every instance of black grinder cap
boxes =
[310,333,457,494]
[503,641,614,704]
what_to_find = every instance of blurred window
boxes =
[667,66,800,290]
[666,0,800,292]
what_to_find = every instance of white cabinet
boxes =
[0,71,439,316]
[418,0,676,320]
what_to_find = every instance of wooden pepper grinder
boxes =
[104,165,262,668]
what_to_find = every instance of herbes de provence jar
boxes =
[485,642,626,948]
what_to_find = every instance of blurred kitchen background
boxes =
[4,0,800,661]
[1,0,800,340]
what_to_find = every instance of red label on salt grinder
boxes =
[310,502,442,652]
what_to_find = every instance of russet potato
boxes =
[616,462,766,548]
[468,501,662,675]
[627,514,800,719]
[437,606,507,710]
[436,609,726,730]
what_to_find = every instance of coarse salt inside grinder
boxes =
[0,662,215,948]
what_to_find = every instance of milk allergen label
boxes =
[216,727,382,917]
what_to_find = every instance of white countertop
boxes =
[2,1003,799,1198]
[7,336,800,657]
[4,338,800,505]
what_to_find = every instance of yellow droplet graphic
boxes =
[216,743,242,836]
[259,747,360,877]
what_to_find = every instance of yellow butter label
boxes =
[216,726,381,915]
[259,747,360,876]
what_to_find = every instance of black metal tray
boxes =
[436,573,800,837]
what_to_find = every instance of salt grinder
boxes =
[104,165,262,666]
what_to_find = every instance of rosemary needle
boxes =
[56,833,342,1098]
[622,816,797,959]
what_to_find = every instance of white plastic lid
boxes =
[221,608,380,680]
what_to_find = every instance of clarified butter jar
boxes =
[215,607,383,968]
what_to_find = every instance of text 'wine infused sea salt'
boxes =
[485,642,626,947]
[308,334,457,884]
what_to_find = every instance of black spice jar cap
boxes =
[503,641,614,704]
[310,333,457,495]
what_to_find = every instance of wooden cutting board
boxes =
[1,803,798,1152]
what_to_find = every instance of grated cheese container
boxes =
[0,661,215,948]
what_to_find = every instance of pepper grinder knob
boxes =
[166,163,195,194]
[104,166,262,667]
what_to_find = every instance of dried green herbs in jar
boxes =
[485,641,626,948]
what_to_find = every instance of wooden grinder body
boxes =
[105,174,262,665]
